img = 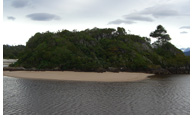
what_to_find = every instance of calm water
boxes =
[3,75,190,115]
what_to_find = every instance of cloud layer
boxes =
[139,5,181,18]
[26,13,61,21]
[108,3,189,25]
[7,16,16,20]
[179,26,190,29]
[180,31,188,34]
[108,19,135,25]
[11,0,29,8]
[124,14,154,22]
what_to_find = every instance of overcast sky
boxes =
[3,0,190,48]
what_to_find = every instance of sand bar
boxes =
[3,71,154,82]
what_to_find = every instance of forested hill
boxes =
[3,45,25,59]
[11,27,189,74]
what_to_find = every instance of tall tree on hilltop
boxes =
[150,25,171,45]
[117,27,127,35]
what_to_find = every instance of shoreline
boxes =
[3,71,154,82]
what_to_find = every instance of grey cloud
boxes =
[108,13,153,25]
[108,19,135,25]
[124,14,154,22]
[12,0,29,8]
[108,3,186,25]
[180,31,188,34]
[7,16,16,20]
[140,6,180,18]
[26,13,61,21]
[179,26,190,29]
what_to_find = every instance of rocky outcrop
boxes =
[3,66,190,75]
[167,66,190,74]
[150,68,171,75]
[146,66,190,75]
[107,67,120,72]
[3,67,25,71]
[95,67,106,73]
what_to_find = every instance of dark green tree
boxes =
[150,25,171,44]
[117,27,127,35]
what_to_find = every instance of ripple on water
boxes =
[3,75,190,115]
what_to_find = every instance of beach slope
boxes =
[3,71,153,82]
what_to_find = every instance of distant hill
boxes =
[180,47,190,56]
[184,51,190,56]
[181,47,190,52]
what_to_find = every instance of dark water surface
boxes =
[3,75,190,115]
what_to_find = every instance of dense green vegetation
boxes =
[9,26,189,73]
[3,45,25,59]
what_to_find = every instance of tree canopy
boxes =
[8,27,189,74]
[3,45,25,59]
[150,25,171,45]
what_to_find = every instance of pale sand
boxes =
[3,71,154,82]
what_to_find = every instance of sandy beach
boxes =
[3,71,153,82]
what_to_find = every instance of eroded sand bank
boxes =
[3,71,154,82]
